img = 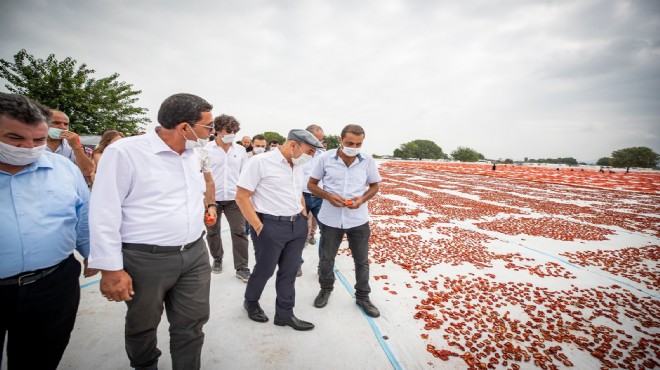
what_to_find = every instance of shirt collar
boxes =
[149,127,194,157]
[332,148,364,162]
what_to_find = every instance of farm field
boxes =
[363,161,659,369]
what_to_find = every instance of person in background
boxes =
[0,93,97,370]
[248,134,267,159]
[46,109,96,179]
[235,129,323,331]
[268,139,279,151]
[206,114,250,281]
[92,130,125,168]
[297,124,325,277]
[89,93,215,370]
[308,124,382,318]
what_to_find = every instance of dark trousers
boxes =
[122,238,211,370]
[0,254,81,370]
[318,222,372,300]
[303,192,324,260]
[245,215,307,319]
[206,200,249,270]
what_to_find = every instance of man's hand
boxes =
[100,270,134,302]
[346,196,365,209]
[254,223,264,236]
[326,193,347,208]
[60,130,81,148]
[83,258,99,277]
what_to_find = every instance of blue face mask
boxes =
[48,127,64,139]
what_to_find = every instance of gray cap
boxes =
[287,129,324,149]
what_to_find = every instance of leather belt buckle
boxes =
[18,272,38,286]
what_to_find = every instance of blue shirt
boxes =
[45,138,77,164]
[0,151,90,278]
[309,149,381,229]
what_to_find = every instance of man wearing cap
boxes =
[235,129,323,331]
[308,124,382,318]
[89,93,215,370]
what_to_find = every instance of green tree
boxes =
[504,158,514,164]
[596,157,611,166]
[263,131,286,144]
[393,139,446,160]
[610,147,659,172]
[324,134,340,150]
[451,146,480,162]
[0,49,149,134]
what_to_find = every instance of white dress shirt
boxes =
[89,129,205,270]
[310,149,381,229]
[301,149,324,193]
[206,141,247,201]
[237,149,303,216]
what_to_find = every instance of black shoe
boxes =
[314,290,331,308]
[274,315,315,331]
[356,299,380,318]
[243,301,268,323]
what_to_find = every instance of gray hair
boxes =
[0,93,51,126]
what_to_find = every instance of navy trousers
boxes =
[244,214,307,319]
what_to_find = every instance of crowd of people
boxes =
[0,92,382,370]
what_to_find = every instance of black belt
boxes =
[122,232,205,254]
[0,257,67,286]
[303,192,318,198]
[258,213,301,222]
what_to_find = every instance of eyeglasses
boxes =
[195,123,215,131]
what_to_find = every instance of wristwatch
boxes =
[207,203,218,209]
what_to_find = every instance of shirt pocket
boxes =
[42,187,78,218]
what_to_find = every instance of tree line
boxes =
[393,139,659,170]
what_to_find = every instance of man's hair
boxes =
[157,93,212,129]
[252,134,266,141]
[213,114,240,132]
[340,124,365,138]
[306,124,323,134]
[0,93,51,127]
[269,139,279,145]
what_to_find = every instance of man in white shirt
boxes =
[205,114,249,281]
[235,129,323,331]
[89,93,215,370]
[308,124,382,318]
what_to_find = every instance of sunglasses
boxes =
[224,128,238,134]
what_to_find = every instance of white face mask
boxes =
[341,146,360,157]
[291,143,313,166]
[0,140,46,166]
[221,134,236,144]
[184,124,209,149]
[253,147,265,154]
[48,127,65,139]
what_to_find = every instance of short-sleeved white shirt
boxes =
[237,148,303,216]
[309,149,381,229]
[206,141,247,201]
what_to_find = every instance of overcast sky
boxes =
[1,0,659,162]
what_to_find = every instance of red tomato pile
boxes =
[363,161,659,368]
[475,217,615,241]
[561,245,660,291]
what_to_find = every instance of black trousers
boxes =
[0,254,81,370]
[244,215,307,319]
